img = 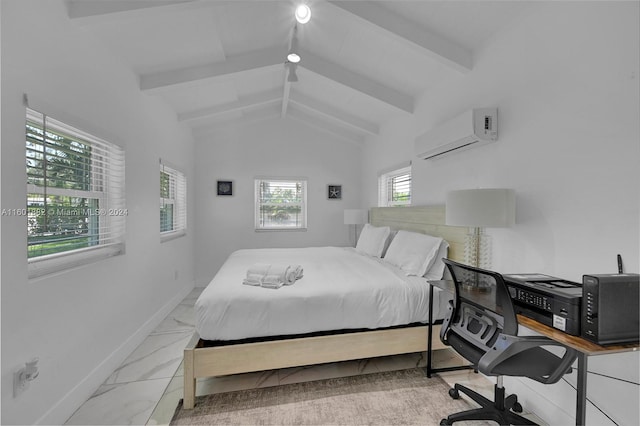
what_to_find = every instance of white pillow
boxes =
[380,229,398,258]
[423,240,450,280]
[383,230,443,276]
[355,224,390,258]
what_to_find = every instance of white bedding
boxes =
[195,247,447,341]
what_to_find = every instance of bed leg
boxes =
[183,342,196,409]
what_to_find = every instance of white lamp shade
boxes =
[445,188,515,228]
[344,209,368,225]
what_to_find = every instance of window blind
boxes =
[255,178,307,230]
[160,161,187,240]
[378,166,412,207]
[26,108,126,278]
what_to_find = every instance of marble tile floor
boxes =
[65,287,537,425]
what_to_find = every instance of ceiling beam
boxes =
[140,48,285,93]
[179,83,378,137]
[178,89,282,122]
[191,106,282,137]
[287,107,365,146]
[281,67,293,118]
[327,1,473,73]
[141,46,412,113]
[189,104,364,146]
[289,92,379,136]
[66,0,211,25]
[281,81,292,118]
[298,49,414,114]
[189,101,365,146]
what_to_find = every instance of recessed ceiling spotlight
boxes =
[295,4,311,24]
[287,52,301,63]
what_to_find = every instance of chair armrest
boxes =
[439,300,455,345]
[478,334,578,384]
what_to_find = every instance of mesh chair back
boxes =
[442,259,518,356]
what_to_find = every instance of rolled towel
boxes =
[266,264,291,285]
[284,265,304,285]
[267,264,304,285]
[243,263,304,288]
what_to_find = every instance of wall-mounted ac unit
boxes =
[415,108,498,160]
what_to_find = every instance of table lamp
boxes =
[445,188,515,269]
[344,209,368,247]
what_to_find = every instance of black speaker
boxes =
[582,274,639,345]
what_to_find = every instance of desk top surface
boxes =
[429,280,639,356]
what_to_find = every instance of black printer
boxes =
[503,274,582,336]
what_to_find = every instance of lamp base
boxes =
[460,281,492,293]
[463,228,492,270]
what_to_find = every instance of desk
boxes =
[428,280,639,426]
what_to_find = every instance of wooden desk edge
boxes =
[517,315,639,356]
[428,279,639,356]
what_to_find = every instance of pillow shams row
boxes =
[383,230,443,277]
[355,224,390,258]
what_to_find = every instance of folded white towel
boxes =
[242,273,262,286]
[247,263,271,276]
[242,263,304,288]
[260,274,284,289]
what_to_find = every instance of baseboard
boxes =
[35,280,195,425]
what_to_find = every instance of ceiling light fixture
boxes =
[287,25,301,63]
[295,4,311,24]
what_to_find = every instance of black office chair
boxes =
[439,259,577,425]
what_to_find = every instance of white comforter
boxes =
[195,247,445,341]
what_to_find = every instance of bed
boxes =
[183,205,466,409]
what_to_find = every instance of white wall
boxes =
[363,2,639,425]
[1,1,196,424]
[193,118,363,286]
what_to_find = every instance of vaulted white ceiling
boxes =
[66,0,532,144]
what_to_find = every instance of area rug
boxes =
[170,368,479,425]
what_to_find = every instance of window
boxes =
[160,161,187,240]
[26,108,125,277]
[255,178,307,230]
[378,165,411,207]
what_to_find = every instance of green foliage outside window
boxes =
[160,170,174,232]
[26,120,99,258]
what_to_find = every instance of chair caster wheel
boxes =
[512,402,523,413]
[440,419,450,425]
[448,388,460,399]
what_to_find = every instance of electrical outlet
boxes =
[13,358,39,398]
[14,368,29,397]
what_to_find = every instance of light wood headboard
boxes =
[370,206,467,263]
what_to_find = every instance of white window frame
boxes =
[26,107,126,278]
[378,164,412,207]
[160,160,187,242]
[255,178,307,231]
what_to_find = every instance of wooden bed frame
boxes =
[183,205,467,409]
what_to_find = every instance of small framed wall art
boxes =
[327,184,342,200]
[217,180,233,196]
